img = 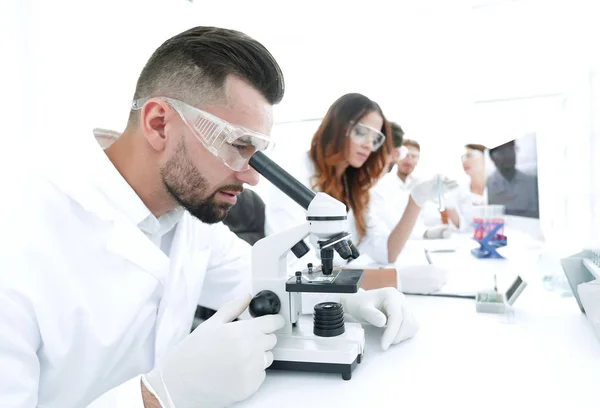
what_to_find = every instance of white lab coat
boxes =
[444,182,488,231]
[369,170,429,239]
[0,132,251,407]
[264,152,390,266]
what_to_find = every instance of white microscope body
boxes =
[248,152,365,380]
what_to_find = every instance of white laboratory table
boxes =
[235,231,600,408]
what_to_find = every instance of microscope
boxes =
[247,152,365,380]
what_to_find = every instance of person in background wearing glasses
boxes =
[395,138,422,189]
[0,27,424,408]
[264,96,456,290]
[366,133,456,294]
[445,144,488,230]
[461,144,488,204]
[371,136,455,241]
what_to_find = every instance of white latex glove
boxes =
[143,295,285,408]
[424,225,452,239]
[340,288,419,350]
[397,264,449,294]
[411,175,459,208]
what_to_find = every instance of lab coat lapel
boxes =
[105,218,170,282]
[44,158,170,281]
[47,141,171,281]
[153,215,195,363]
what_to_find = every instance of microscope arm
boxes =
[251,222,310,280]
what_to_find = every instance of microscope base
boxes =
[269,317,365,380]
[269,354,361,380]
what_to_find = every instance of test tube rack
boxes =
[471,220,507,259]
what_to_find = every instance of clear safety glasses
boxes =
[397,145,409,160]
[461,150,484,162]
[404,150,420,161]
[131,97,273,171]
[348,122,386,152]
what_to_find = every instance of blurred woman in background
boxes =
[447,143,488,229]
[264,93,452,266]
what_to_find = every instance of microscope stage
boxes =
[286,268,364,293]
[269,316,365,380]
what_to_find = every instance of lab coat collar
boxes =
[392,171,415,191]
[42,134,124,224]
[42,130,176,282]
[91,128,183,236]
[48,128,183,230]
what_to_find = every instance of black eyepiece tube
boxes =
[249,151,316,210]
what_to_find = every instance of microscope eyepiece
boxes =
[249,151,315,210]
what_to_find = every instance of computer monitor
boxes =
[486,132,542,239]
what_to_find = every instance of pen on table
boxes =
[424,248,433,265]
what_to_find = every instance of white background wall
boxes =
[3,0,599,251]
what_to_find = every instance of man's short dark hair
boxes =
[129,26,285,124]
[389,121,405,149]
[465,143,487,152]
[402,138,420,151]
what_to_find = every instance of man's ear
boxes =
[140,99,171,152]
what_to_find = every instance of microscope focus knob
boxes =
[249,290,281,317]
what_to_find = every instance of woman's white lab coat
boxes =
[445,182,488,231]
[264,152,390,266]
[0,132,251,407]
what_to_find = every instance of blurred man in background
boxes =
[383,121,406,174]
[371,136,451,240]
[394,138,421,190]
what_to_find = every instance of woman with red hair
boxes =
[264,93,454,267]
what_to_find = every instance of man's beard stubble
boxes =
[160,140,242,224]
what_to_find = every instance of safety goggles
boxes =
[461,150,484,161]
[397,145,409,160]
[403,150,420,161]
[348,122,386,152]
[131,97,273,171]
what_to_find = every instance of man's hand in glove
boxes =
[143,295,285,408]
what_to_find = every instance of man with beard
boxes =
[371,138,453,240]
[0,26,418,408]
